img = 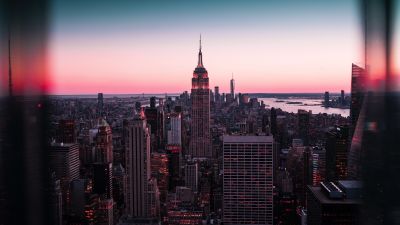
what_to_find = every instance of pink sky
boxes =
[49,29,363,94]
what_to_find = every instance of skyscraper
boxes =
[298,109,311,146]
[48,142,80,185]
[189,36,211,158]
[95,119,113,164]
[166,112,182,146]
[98,93,104,115]
[214,86,220,103]
[185,161,199,193]
[324,91,330,107]
[350,63,366,137]
[223,135,274,225]
[57,119,76,143]
[325,125,350,181]
[230,74,235,100]
[124,116,151,217]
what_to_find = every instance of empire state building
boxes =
[189,37,211,158]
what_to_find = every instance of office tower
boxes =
[49,142,80,219]
[150,96,156,108]
[98,93,104,115]
[125,116,151,217]
[145,107,158,135]
[93,162,113,199]
[306,181,362,225]
[298,110,311,146]
[135,101,142,112]
[262,113,270,134]
[311,147,326,186]
[95,119,113,164]
[145,106,159,152]
[350,63,366,135]
[57,119,76,143]
[210,89,215,103]
[341,90,345,105]
[324,91,330,107]
[225,93,234,104]
[69,179,87,217]
[189,36,211,158]
[325,125,350,181]
[185,161,199,193]
[48,142,80,185]
[49,172,63,225]
[150,153,169,201]
[214,86,220,102]
[230,74,235,99]
[146,178,161,218]
[167,113,182,146]
[270,107,277,136]
[98,199,114,225]
[223,135,273,225]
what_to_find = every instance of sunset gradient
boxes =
[49,0,364,94]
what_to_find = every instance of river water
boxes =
[259,98,350,117]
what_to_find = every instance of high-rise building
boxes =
[94,119,113,164]
[185,161,198,193]
[214,86,220,102]
[230,74,235,100]
[57,119,76,143]
[325,125,350,181]
[223,135,274,225]
[324,91,330,107]
[189,36,211,158]
[98,198,114,225]
[48,172,63,225]
[270,107,277,136]
[341,90,345,105]
[124,116,151,217]
[350,63,366,135]
[166,113,182,146]
[298,110,311,146]
[150,96,156,108]
[98,93,104,115]
[306,181,362,225]
[48,142,80,185]
[93,162,113,199]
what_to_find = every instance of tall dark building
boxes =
[214,86,220,102]
[57,119,76,143]
[350,64,365,136]
[189,36,211,158]
[230,74,235,100]
[223,135,274,225]
[124,116,153,217]
[298,109,311,146]
[341,90,345,105]
[270,107,277,136]
[150,96,156,108]
[93,163,113,199]
[324,91,330,107]
[306,181,362,225]
[325,125,350,181]
[98,93,104,115]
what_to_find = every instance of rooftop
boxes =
[308,185,362,205]
[223,135,273,143]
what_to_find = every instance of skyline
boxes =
[49,0,363,94]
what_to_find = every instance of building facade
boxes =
[223,135,274,225]
[189,37,211,158]
[125,117,151,217]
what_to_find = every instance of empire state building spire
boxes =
[197,34,203,68]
